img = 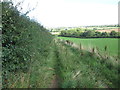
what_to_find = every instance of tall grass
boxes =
[53,39,119,88]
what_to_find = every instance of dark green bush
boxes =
[2,1,53,87]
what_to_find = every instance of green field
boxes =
[58,37,119,56]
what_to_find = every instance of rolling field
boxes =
[58,37,119,56]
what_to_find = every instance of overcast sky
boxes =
[13,0,119,28]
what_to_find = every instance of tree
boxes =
[101,32,109,37]
[110,31,118,37]
[82,30,95,37]
[95,31,101,37]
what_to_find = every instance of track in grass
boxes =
[6,38,119,88]
[51,39,119,88]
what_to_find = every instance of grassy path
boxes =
[50,39,119,88]
[6,39,119,88]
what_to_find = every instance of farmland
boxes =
[96,28,118,33]
[49,26,119,35]
[58,37,119,56]
[2,0,120,89]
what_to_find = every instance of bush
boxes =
[2,1,53,87]
[60,29,120,38]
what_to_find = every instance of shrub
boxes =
[2,1,53,87]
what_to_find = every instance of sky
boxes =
[13,0,119,28]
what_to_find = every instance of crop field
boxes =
[96,28,118,33]
[58,37,119,56]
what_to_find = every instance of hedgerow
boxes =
[2,1,53,87]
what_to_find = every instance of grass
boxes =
[5,38,119,88]
[58,37,119,56]
[6,41,56,88]
[53,39,119,88]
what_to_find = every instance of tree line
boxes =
[60,29,120,38]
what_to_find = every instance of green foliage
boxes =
[1,1,119,88]
[101,32,109,37]
[53,41,119,88]
[110,31,118,37]
[2,1,53,88]
[60,29,119,38]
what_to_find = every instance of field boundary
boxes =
[57,38,119,67]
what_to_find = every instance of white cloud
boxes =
[12,0,118,27]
